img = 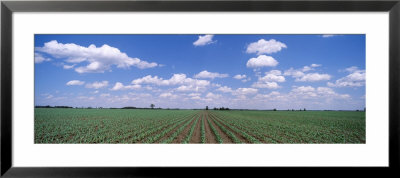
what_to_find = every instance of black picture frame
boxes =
[1,0,399,177]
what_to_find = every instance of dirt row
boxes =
[133,110,263,144]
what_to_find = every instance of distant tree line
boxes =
[212,107,230,110]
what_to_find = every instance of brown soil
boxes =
[154,114,196,143]
[209,113,249,143]
[203,111,217,143]
[210,113,281,144]
[205,112,232,143]
[134,121,175,143]
[172,113,199,143]
[136,113,195,143]
[189,112,202,143]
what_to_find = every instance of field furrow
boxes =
[210,112,261,143]
[205,112,232,143]
[189,111,203,143]
[173,113,200,143]
[157,114,197,143]
[203,112,218,143]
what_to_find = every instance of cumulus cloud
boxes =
[193,35,216,46]
[284,68,305,78]
[246,55,278,68]
[216,86,233,93]
[205,92,222,99]
[110,82,141,91]
[292,86,315,93]
[290,86,350,99]
[233,74,246,80]
[132,73,209,87]
[344,66,359,73]
[284,64,330,82]
[328,67,365,87]
[35,40,158,73]
[132,73,210,92]
[66,80,85,86]
[252,82,279,89]
[233,88,258,95]
[254,91,281,100]
[252,70,285,89]
[85,81,109,89]
[194,70,229,79]
[321,34,336,38]
[262,70,285,82]
[215,86,258,96]
[233,74,250,82]
[176,85,203,92]
[295,73,331,82]
[246,39,287,55]
[100,93,111,97]
[159,92,178,99]
[284,64,322,76]
[311,64,321,68]
[34,53,51,63]
[63,64,75,69]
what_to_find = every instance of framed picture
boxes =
[1,0,399,177]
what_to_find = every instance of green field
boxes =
[34,108,365,144]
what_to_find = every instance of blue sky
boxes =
[34,34,365,110]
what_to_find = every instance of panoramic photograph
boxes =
[34,34,365,144]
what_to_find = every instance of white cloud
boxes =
[292,86,315,93]
[254,91,281,99]
[176,85,203,92]
[34,53,51,63]
[246,55,278,68]
[321,34,336,38]
[328,67,365,87]
[344,66,359,73]
[261,70,285,82]
[284,68,305,78]
[63,64,75,69]
[193,35,215,46]
[194,70,229,79]
[110,82,141,91]
[311,64,321,68]
[187,93,202,100]
[295,73,331,82]
[233,74,250,82]
[252,70,285,89]
[85,81,109,89]
[205,92,222,99]
[290,86,350,100]
[132,73,210,87]
[246,39,287,55]
[66,80,85,86]
[284,65,329,82]
[216,86,233,93]
[252,81,280,89]
[285,64,322,76]
[159,92,178,99]
[35,40,158,73]
[233,74,246,80]
[100,93,110,97]
[234,88,258,95]
[132,74,211,93]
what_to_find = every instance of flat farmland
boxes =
[34,108,365,144]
